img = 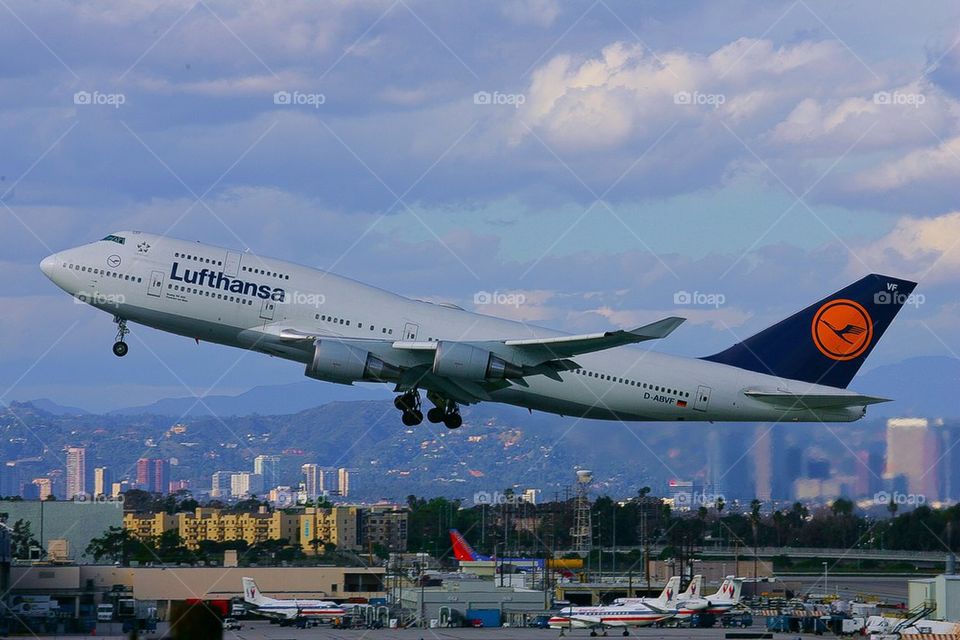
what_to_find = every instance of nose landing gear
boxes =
[112,317,130,357]
[394,391,423,426]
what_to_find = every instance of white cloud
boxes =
[769,81,958,154]
[513,38,855,151]
[853,211,960,283]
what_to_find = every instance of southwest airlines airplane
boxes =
[40,231,916,428]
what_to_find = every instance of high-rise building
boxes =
[111,480,131,498]
[301,464,320,499]
[254,455,281,488]
[337,468,356,497]
[753,427,772,502]
[321,468,337,494]
[66,447,86,499]
[886,418,939,500]
[211,471,237,498]
[32,478,52,500]
[937,421,960,502]
[230,472,264,498]
[136,458,169,494]
[93,467,112,497]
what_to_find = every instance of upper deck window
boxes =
[101,234,126,245]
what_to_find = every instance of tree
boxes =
[10,519,40,559]
[85,526,134,564]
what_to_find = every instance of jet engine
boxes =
[432,341,523,380]
[305,340,400,383]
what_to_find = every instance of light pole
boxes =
[822,562,828,597]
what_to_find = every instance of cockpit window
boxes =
[101,234,126,245]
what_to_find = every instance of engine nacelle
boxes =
[305,340,400,383]
[432,341,523,380]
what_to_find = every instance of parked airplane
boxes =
[41,232,916,427]
[550,578,678,636]
[450,528,542,568]
[241,577,345,624]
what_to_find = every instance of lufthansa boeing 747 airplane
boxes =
[40,231,916,428]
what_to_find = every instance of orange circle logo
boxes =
[811,299,873,361]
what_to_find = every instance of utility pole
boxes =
[612,507,617,577]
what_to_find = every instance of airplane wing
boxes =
[744,390,890,409]
[500,316,685,359]
[275,317,685,402]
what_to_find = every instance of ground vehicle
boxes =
[97,603,114,621]
[529,615,551,628]
[222,618,242,630]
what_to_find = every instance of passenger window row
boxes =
[169,283,254,306]
[64,263,143,283]
[571,369,690,398]
[313,313,393,335]
[241,265,289,280]
[174,251,222,267]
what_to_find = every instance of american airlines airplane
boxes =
[241,577,345,624]
[40,231,916,428]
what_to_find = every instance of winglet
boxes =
[628,316,685,340]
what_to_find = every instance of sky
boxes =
[2,0,960,411]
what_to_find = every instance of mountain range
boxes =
[19,356,960,419]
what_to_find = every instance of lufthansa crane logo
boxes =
[812,299,873,361]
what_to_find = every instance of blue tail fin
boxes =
[703,274,917,388]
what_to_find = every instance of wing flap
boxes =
[744,390,890,409]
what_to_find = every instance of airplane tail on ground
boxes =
[682,575,702,599]
[657,576,681,603]
[449,529,488,561]
[242,577,269,606]
[710,576,743,602]
[703,274,917,389]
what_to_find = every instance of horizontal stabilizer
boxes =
[744,390,890,409]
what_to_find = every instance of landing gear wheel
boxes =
[590,632,598,637]
[427,407,445,423]
[112,316,130,357]
[622,631,630,637]
[394,390,421,420]
[443,412,462,429]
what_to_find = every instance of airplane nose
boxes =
[40,254,58,278]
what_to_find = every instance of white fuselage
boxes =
[41,232,866,422]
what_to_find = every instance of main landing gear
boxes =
[395,391,463,429]
[425,393,462,429]
[394,391,423,426]
[112,316,130,357]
